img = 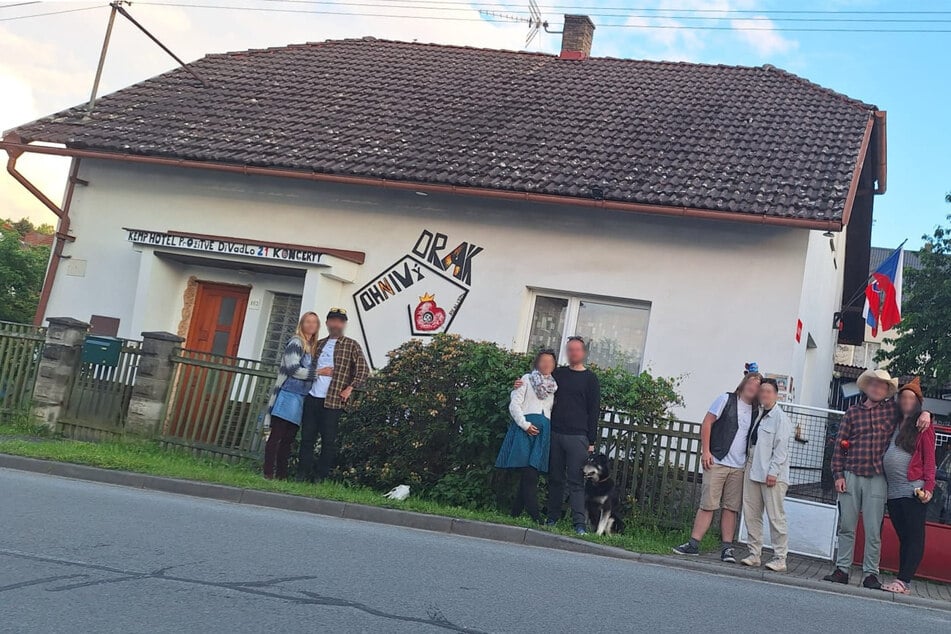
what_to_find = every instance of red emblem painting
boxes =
[353,230,480,368]
[413,293,447,332]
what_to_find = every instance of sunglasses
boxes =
[328,307,348,315]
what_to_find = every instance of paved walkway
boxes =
[692,548,951,603]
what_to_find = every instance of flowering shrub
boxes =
[337,334,682,510]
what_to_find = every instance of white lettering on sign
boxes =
[125,230,324,265]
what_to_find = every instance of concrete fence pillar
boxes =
[32,317,90,428]
[125,331,184,437]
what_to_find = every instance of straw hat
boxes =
[899,376,925,403]
[857,369,899,398]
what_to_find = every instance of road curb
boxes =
[2,453,948,613]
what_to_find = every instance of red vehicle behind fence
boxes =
[854,424,951,583]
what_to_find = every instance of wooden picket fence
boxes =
[160,349,276,460]
[59,339,143,441]
[0,320,45,415]
[598,412,703,528]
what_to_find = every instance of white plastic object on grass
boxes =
[384,484,410,501]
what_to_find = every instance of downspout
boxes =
[4,144,79,325]
[873,110,887,195]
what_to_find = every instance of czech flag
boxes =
[864,244,905,337]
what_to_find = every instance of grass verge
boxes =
[0,420,716,555]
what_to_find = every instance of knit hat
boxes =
[899,376,924,403]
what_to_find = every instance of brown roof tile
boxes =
[8,38,877,222]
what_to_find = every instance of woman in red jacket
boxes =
[881,377,937,594]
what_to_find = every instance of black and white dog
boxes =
[582,453,625,536]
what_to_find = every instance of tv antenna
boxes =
[480,0,545,48]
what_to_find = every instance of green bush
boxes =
[338,334,683,510]
[595,365,684,423]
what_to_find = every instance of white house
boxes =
[2,16,885,421]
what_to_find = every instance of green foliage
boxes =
[338,334,683,510]
[11,218,34,236]
[0,223,50,323]
[594,365,684,425]
[338,335,530,508]
[878,211,951,389]
[0,408,51,437]
[0,430,700,553]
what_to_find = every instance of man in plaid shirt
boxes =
[298,308,370,482]
[824,369,930,589]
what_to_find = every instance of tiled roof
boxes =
[21,231,54,248]
[8,38,878,222]
[834,363,867,380]
[869,246,922,273]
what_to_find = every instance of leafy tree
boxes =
[36,223,55,235]
[11,218,34,236]
[0,224,50,323]
[878,207,951,390]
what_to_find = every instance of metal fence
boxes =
[0,320,45,414]
[59,338,143,441]
[161,349,276,459]
[783,403,845,505]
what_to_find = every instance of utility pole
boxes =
[87,2,124,112]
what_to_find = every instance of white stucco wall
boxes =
[792,230,848,408]
[44,159,844,420]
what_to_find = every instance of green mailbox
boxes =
[82,335,122,366]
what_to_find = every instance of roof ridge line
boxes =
[760,63,877,113]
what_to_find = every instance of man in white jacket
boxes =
[740,378,794,572]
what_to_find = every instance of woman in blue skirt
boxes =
[496,349,558,522]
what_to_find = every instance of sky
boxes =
[0,0,948,249]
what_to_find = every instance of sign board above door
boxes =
[124,228,366,266]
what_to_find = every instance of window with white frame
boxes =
[526,292,651,372]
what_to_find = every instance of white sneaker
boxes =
[765,558,787,572]
[740,555,761,567]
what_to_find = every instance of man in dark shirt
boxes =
[547,336,601,534]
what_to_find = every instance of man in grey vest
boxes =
[673,371,762,562]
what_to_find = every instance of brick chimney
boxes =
[560,15,595,59]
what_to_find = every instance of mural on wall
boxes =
[354,230,482,368]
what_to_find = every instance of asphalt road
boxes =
[1,468,947,633]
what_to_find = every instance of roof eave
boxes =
[0,135,843,232]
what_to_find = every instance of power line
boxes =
[0,2,42,9]
[133,1,951,32]
[138,1,490,21]
[6,0,950,33]
[0,4,107,21]
[264,1,951,24]
[264,0,951,16]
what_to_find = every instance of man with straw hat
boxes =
[823,369,931,589]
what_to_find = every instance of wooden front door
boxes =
[186,282,250,356]
[168,282,250,443]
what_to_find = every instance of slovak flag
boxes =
[864,244,905,337]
